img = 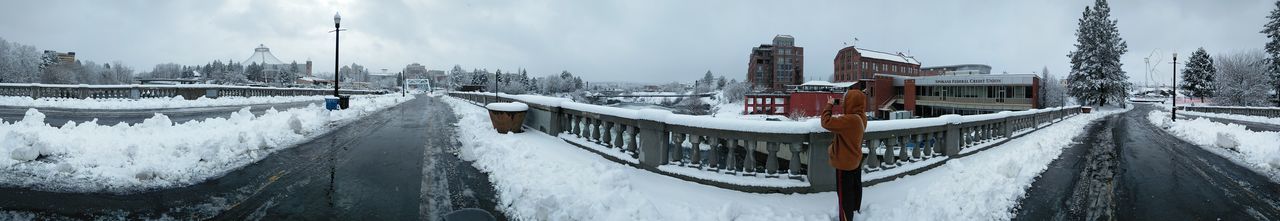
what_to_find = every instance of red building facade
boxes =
[833,46,924,83]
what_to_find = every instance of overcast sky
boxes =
[0,0,1272,85]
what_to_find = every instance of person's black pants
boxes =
[836,169,861,221]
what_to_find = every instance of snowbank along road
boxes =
[0,95,506,220]
[1015,104,1280,220]
[0,100,322,127]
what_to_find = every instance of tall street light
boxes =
[331,13,345,98]
[1172,52,1177,122]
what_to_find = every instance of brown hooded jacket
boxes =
[820,89,867,171]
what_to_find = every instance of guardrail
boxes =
[0,83,385,100]
[1178,106,1280,118]
[450,92,1082,193]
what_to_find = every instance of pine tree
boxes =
[1262,0,1280,104]
[1180,48,1216,101]
[1066,0,1131,107]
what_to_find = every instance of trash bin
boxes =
[1081,106,1093,113]
[338,95,351,110]
[325,96,340,110]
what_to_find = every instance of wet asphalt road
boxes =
[0,101,324,127]
[1015,104,1280,220]
[0,95,505,220]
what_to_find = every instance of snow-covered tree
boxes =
[1066,0,1131,107]
[722,79,750,103]
[1214,50,1272,106]
[1179,48,1217,101]
[1262,0,1280,104]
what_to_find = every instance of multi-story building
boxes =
[744,67,1041,120]
[832,46,922,83]
[747,35,804,91]
[42,50,76,65]
[870,73,1039,119]
[402,63,428,79]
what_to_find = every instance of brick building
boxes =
[832,46,923,83]
[747,35,804,91]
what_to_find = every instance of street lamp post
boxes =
[333,13,341,98]
[1172,52,1177,122]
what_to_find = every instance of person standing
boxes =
[821,89,868,221]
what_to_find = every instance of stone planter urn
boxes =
[1081,106,1093,113]
[486,102,529,134]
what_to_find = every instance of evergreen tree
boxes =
[1262,0,1280,104]
[1179,48,1216,101]
[1066,0,1131,107]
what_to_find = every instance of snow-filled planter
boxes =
[486,102,529,134]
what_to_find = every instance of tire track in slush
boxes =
[1064,116,1119,220]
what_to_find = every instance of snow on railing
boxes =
[1179,105,1280,118]
[0,83,385,100]
[448,91,1083,193]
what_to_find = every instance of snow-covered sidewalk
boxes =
[1148,110,1280,182]
[0,94,412,193]
[444,95,1127,220]
[0,95,351,110]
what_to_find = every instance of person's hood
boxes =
[843,89,867,116]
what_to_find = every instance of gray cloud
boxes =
[0,0,1272,85]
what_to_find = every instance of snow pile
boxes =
[1147,111,1280,181]
[1178,110,1280,126]
[854,106,1127,220]
[446,96,834,220]
[0,95,411,193]
[0,95,343,110]
[485,102,529,112]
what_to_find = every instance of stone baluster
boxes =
[572,115,582,137]
[896,136,908,164]
[788,143,806,175]
[911,134,922,159]
[765,142,780,174]
[864,139,881,170]
[743,141,758,174]
[725,139,738,172]
[979,124,987,141]
[590,118,601,142]
[688,135,702,167]
[614,123,625,150]
[602,121,613,146]
[706,137,720,170]
[877,138,893,167]
[627,125,639,156]
[671,133,686,164]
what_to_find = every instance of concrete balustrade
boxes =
[1179,106,1280,118]
[0,83,384,100]
[449,92,1082,193]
